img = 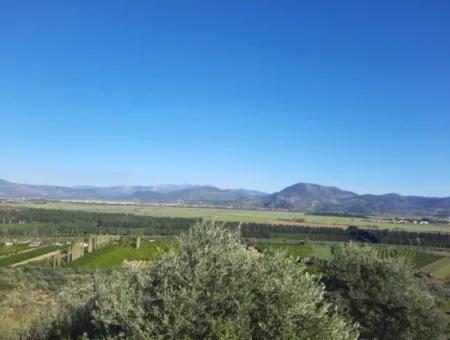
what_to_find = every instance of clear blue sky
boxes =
[1,1,449,196]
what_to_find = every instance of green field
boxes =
[0,245,60,267]
[67,240,177,269]
[3,201,449,233]
[375,246,443,268]
[411,251,443,268]
[422,257,450,279]
[0,245,28,257]
[257,242,445,270]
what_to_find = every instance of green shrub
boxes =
[0,268,95,339]
[322,242,448,340]
[94,222,357,339]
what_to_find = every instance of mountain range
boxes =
[233,183,450,217]
[1,179,449,217]
[0,179,266,204]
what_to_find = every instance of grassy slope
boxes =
[3,202,449,232]
[0,245,60,267]
[422,257,450,279]
[68,240,177,269]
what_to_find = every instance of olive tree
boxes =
[94,222,357,339]
[322,242,447,340]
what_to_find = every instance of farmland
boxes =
[0,225,449,338]
[2,203,450,248]
[3,201,449,233]
[67,240,177,269]
[255,242,446,269]
[0,245,60,267]
[0,244,28,257]
[407,250,444,268]
[0,201,449,337]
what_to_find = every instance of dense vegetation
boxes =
[0,267,94,339]
[5,201,450,232]
[93,222,357,339]
[0,222,448,339]
[242,223,450,248]
[321,243,448,339]
[0,207,197,237]
[2,207,450,248]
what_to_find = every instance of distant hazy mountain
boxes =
[130,186,267,204]
[234,182,450,217]
[0,179,266,203]
[72,184,197,194]
[234,183,357,211]
[1,179,449,216]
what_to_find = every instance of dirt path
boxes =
[0,247,38,260]
[10,250,61,267]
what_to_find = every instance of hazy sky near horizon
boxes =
[1,1,449,196]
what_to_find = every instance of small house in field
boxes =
[419,221,430,225]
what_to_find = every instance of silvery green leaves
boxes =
[94,222,357,339]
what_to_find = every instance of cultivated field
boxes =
[3,201,449,233]
[0,245,28,257]
[257,243,445,269]
[67,240,177,269]
[0,245,60,267]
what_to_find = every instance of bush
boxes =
[94,222,357,339]
[322,242,448,340]
[0,268,96,339]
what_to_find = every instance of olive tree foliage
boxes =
[322,243,448,340]
[94,222,357,339]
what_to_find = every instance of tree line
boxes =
[240,223,450,248]
[1,207,450,248]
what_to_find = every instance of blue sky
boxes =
[1,1,449,196]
